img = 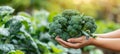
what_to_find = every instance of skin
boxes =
[55,29,120,51]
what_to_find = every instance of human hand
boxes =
[55,36,93,49]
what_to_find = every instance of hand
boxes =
[55,36,93,49]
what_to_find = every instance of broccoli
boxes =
[49,10,97,40]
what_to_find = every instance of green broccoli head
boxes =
[49,9,97,40]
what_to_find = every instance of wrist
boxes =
[89,37,96,45]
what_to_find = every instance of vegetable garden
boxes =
[0,0,120,54]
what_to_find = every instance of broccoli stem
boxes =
[82,30,90,40]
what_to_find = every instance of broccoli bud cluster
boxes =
[49,10,97,40]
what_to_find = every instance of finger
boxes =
[67,36,85,43]
[67,38,82,43]
[57,40,70,48]
[55,36,84,48]
[58,38,81,48]
[55,36,70,48]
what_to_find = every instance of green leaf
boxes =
[89,49,103,54]
[83,45,95,52]
[68,48,82,54]
[0,44,14,52]
[0,28,10,36]
[48,42,62,54]
[4,15,32,35]
[17,12,31,18]
[20,27,41,54]
[35,39,51,54]
[0,6,14,18]
[4,18,22,35]
[7,50,25,54]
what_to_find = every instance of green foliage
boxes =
[0,6,14,26]
[0,6,82,54]
[7,50,25,54]
[96,21,120,33]
[0,6,14,17]
[0,28,10,36]
[0,44,15,53]
[49,10,97,40]
[0,6,41,54]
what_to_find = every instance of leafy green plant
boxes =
[0,6,41,54]
[96,21,120,33]
[0,6,14,18]
[49,9,97,40]
[0,6,83,54]
[0,6,14,26]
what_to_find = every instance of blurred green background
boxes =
[0,0,120,54]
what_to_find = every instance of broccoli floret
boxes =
[67,25,78,37]
[49,9,97,40]
[62,9,80,19]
